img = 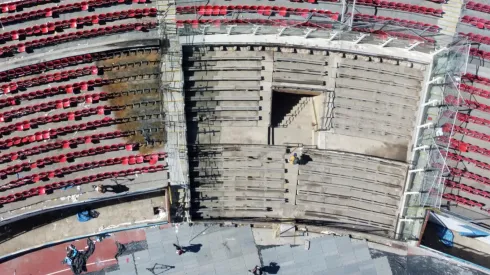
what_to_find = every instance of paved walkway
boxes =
[1,223,488,275]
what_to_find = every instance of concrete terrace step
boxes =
[279,97,311,127]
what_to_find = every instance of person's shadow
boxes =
[184,244,202,253]
[104,184,129,194]
[261,262,280,274]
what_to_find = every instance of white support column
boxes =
[349,0,356,31]
[406,41,422,51]
[409,168,425,173]
[353,33,368,44]
[427,76,443,85]
[304,28,316,38]
[423,99,441,107]
[201,25,209,35]
[431,47,448,56]
[252,25,260,35]
[226,25,236,35]
[414,145,430,151]
[380,37,395,48]
[418,122,433,129]
[405,192,422,195]
[328,31,339,41]
[278,27,288,36]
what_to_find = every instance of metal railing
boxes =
[396,38,471,241]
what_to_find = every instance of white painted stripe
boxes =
[45,258,117,275]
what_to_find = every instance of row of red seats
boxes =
[463,73,490,87]
[466,1,490,14]
[459,32,490,45]
[450,167,490,187]
[352,27,435,44]
[352,13,440,32]
[2,8,157,42]
[0,130,133,163]
[461,16,490,30]
[0,117,114,148]
[445,179,490,200]
[0,0,150,25]
[459,83,490,99]
[0,22,157,56]
[438,136,490,158]
[1,152,165,191]
[1,66,99,94]
[445,95,490,114]
[0,106,118,137]
[289,0,338,3]
[177,5,339,20]
[0,142,138,180]
[444,111,490,128]
[0,0,57,13]
[176,19,333,29]
[0,47,149,81]
[443,193,485,208]
[0,92,108,122]
[0,79,108,109]
[442,123,490,143]
[446,151,490,172]
[352,0,443,17]
[0,165,166,205]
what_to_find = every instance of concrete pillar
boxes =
[359,55,371,62]
[284,161,298,208]
[413,63,426,71]
[281,47,295,53]
[297,49,311,55]
[384,58,399,65]
[228,46,238,51]
[372,56,381,63]
[265,46,279,52]
[312,50,327,56]
[218,46,226,51]
[345,53,356,60]
[253,46,263,51]
[240,46,252,51]
[400,61,413,68]
[259,51,273,127]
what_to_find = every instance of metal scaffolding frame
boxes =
[396,38,471,242]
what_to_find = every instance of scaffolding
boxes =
[396,38,470,241]
[174,0,459,55]
[158,0,190,222]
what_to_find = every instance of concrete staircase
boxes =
[438,0,464,36]
[279,97,311,127]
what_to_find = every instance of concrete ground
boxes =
[1,224,488,275]
[0,189,167,256]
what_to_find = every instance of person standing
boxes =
[93,184,107,194]
[173,243,185,255]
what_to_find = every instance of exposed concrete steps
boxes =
[438,0,464,36]
[279,97,311,127]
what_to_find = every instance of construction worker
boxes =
[93,184,107,193]
[289,153,297,164]
[173,243,185,255]
[248,265,263,275]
